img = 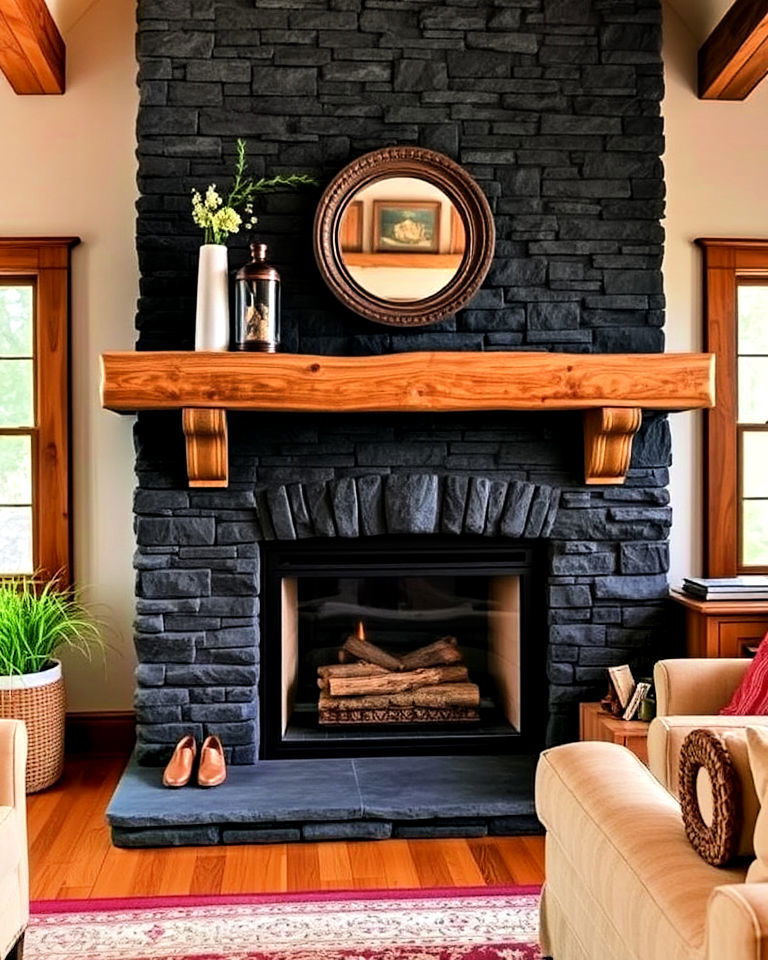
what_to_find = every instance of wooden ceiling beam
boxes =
[0,0,64,94]
[699,0,768,100]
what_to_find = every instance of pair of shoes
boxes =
[162,734,227,788]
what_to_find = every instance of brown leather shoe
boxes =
[162,734,197,788]
[197,735,227,788]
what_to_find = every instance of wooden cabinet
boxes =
[671,591,768,658]
[579,702,649,764]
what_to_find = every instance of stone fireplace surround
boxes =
[116,0,675,844]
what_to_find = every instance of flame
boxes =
[355,620,366,641]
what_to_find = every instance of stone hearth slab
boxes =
[354,755,536,820]
[107,757,363,827]
[107,754,539,846]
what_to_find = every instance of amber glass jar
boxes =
[233,242,281,352]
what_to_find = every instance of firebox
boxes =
[260,537,544,759]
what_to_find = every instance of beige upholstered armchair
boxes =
[0,720,28,960]
[536,658,768,960]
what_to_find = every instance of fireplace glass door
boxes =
[261,539,542,759]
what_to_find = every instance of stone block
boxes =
[286,483,314,538]
[134,489,189,512]
[552,551,615,575]
[135,688,189,707]
[135,634,200,663]
[203,721,257,745]
[620,542,669,575]
[184,703,256,722]
[331,477,359,538]
[199,627,256,648]
[165,665,257,686]
[548,585,593,608]
[222,827,301,844]
[136,663,165,687]
[465,477,490,535]
[551,624,605,646]
[385,474,439,535]
[266,486,296,540]
[484,480,508,536]
[303,483,336,537]
[488,815,543,836]
[138,722,203,744]
[593,575,669,601]
[112,825,220,848]
[137,518,216,546]
[436,475,465,535]
[140,569,211,600]
[500,482,535,538]
[199,597,259,616]
[394,60,448,92]
[303,821,392,841]
[528,302,580,331]
[217,521,261,544]
[210,573,257,596]
[252,66,317,96]
[394,821,488,839]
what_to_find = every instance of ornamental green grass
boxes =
[191,139,316,245]
[0,575,104,677]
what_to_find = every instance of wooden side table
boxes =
[670,591,768,659]
[579,702,650,764]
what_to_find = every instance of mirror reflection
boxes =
[338,176,466,302]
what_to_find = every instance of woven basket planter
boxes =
[0,660,65,793]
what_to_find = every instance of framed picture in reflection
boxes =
[372,200,441,253]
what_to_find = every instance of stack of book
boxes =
[682,576,768,601]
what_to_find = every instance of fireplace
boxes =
[108,0,681,848]
[261,537,544,759]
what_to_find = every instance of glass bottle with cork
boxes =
[233,241,281,352]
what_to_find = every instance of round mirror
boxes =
[314,147,495,327]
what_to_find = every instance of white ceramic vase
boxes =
[194,243,230,351]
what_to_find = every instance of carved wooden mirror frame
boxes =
[313,146,495,327]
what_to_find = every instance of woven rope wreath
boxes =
[679,728,742,866]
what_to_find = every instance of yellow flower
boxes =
[205,185,221,210]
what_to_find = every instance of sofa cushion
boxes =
[745,727,768,883]
[721,633,768,715]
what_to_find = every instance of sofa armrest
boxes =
[0,720,27,812]
[654,658,750,716]
[707,884,768,960]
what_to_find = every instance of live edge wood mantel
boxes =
[100,351,716,489]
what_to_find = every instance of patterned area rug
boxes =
[28,887,542,960]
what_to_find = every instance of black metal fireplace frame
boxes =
[260,535,546,760]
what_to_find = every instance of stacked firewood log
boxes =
[317,634,481,725]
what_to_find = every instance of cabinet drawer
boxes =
[718,620,768,658]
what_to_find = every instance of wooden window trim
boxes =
[698,238,768,576]
[0,238,79,583]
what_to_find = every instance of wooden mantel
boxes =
[101,350,716,488]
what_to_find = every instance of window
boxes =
[0,239,78,581]
[700,239,768,575]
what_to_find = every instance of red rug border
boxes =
[31,884,541,915]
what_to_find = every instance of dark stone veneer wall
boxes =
[133,0,671,764]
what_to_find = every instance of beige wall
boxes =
[0,0,138,710]
[3,0,766,709]
[663,2,768,586]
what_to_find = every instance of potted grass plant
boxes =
[0,575,103,792]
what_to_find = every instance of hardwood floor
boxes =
[27,754,545,900]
